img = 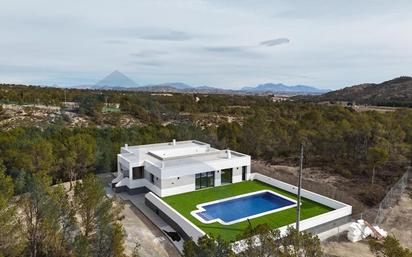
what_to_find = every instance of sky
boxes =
[0,0,411,90]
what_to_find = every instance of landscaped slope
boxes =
[163,180,332,241]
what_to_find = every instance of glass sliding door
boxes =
[207,171,214,187]
[221,168,233,184]
[195,173,201,189]
[195,171,215,189]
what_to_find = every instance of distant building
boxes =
[104,102,120,108]
[62,101,79,110]
[271,95,289,102]
[150,93,173,97]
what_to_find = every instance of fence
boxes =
[373,167,411,225]
[253,162,412,227]
[355,167,411,225]
[253,163,365,214]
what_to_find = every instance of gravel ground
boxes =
[120,200,181,257]
[323,179,412,256]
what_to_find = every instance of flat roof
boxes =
[119,140,249,167]
[148,144,216,160]
[161,149,248,168]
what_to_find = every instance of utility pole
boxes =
[296,143,304,232]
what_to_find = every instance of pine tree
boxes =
[0,166,23,256]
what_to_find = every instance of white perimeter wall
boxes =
[146,192,206,241]
[250,173,352,234]
[145,172,352,246]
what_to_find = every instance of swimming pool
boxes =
[191,190,297,225]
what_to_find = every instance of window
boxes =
[195,171,214,189]
[221,168,233,184]
[150,174,155,184]
[132,166,144,180]
[120,164,129,178]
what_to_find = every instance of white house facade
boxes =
[112,140,251,197]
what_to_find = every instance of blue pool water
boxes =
[195,191,295,224]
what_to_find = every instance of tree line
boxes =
[182,224,411,257]
[0,168,124,257]
[1,84,412,206]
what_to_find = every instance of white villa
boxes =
[112,140,251,197]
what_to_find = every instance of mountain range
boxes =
[241,83,328,93]
[75,70,328,95]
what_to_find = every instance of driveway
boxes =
[120,199,181,257]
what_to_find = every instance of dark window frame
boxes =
[221,168,233,184]
[132,166,144,180]
[195,171,215,189]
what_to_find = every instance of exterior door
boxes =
[242,166,247,180]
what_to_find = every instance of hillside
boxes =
[318,76,412,107]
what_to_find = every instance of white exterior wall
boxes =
[160,175,196,197]
[232,166,243,183]
[116,163,252,197]
[147,156,250,179]
[214,170,222,186]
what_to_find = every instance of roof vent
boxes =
[125,144,128,149]
[227,150,231,159]
[172,139,176,146]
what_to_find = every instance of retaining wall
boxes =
[145,192,206,241]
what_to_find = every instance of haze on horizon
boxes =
[0,0,411,90]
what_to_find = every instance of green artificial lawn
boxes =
[163,180,333,242]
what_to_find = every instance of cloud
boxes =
[260,38,290,46]
[137,30,192,41]
[203,46,245,53]
[130,50,169,58]
[202,46,263,58]
[131,61,163,67]
[1,0,411,89]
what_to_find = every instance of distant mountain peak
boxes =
[241,83,329,94]
[96,70,137,88]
